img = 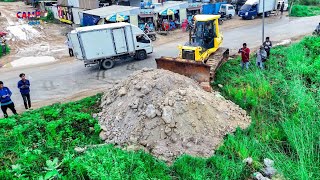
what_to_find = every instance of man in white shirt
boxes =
[256,45,267,69]
[65,38,74,57]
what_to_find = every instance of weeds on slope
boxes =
[290,5,320,17]
[212,36,320,179]
[0,95,103,178]
[0,94,170,179]
[1,37,319,179]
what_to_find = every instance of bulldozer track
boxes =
[206,47,230,81]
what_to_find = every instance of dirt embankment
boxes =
[97,69,251,162]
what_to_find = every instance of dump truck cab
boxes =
[179,15,223,62]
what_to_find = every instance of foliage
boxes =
[69,145,171,179]
[0,95,102,179]
[0,44,10,58]
[213,36,320,179]
[40,9,55,23]
[1,37,320,179]
[290,5,320,16]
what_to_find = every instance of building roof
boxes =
[72,22,130,33]
[153,1,188,13]
[83,5,140,18]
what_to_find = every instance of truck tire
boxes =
[251,15,255,20]
[266,12,270,17]
[228,14,232,19]
[100,59,114,69]
[135,50,147,60]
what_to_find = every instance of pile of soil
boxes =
[97,69,251,162]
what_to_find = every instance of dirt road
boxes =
[0,2,72,67]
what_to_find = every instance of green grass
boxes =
[1,37,319,179]
[213,36,320,179]
[0,45,10,58]
[290,5,320,16]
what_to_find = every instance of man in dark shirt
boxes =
[280,2,285,18]
[238,43,250,70]
[0,81,17,118]
[17,73,31,110]
[263,37,272,59]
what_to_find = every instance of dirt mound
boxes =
[97,69,251,162]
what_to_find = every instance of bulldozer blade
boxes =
[155,57,211,83]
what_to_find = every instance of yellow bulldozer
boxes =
[155,15,229,92]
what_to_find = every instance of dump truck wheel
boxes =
[100,59,114,70]
[150,35,156,41]
[135,50,147,60]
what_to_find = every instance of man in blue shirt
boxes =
[0,81,17,118]
[17,73,31,110]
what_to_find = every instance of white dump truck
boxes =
[68,22,153,69]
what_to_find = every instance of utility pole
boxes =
[262,0,265,44]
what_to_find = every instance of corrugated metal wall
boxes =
[58,0,98,9]
[78,0,99,9]
[57,0,68,6]
[68,0,80,7]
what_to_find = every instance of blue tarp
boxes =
[82,13,101,26]
[202,2,227,15]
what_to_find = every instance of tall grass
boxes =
[0,37,319,179]
[290,5,320,16]
[214,36,320,179]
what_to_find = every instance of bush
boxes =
[0,44,10,58]
[40,9,55,23]
[290,5,320,16]
[213,36,320,179]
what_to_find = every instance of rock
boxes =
[145,104,157,119]
[200,82,211,92]
[218,84,223,88]
[74,147,87,153]
[243,157,253,165]
[262,166,277,177]
[168,99,174,106]
[253,172,270,180]
[101,125,108,132]
[179,89,187,96]
[264,158,274,167]
[164,126,171,134]
[162,106,173,124]
[215,93,225,100]
[118,87,127,96]
[89,127,95,132]
[99,131,108,141]
[141,85,152,95]
[92,113,98,118]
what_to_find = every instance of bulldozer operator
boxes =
[190,20,216,50]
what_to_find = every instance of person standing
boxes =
[1,37,6,56]
[0,81,17,118]
[276,2,281,16]
[17,73,31,110]
[238,43,250,70]
[263,37,272,58]
[65,38,73,57]
[280,2,285,18]
[256,46,267,69]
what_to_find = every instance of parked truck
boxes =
[202,2,227,15]
[68,22,153,69]
[219,4,236,19]
[238,0,276,20]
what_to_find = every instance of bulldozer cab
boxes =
[191,20,216,49]
[180,15,222,62]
